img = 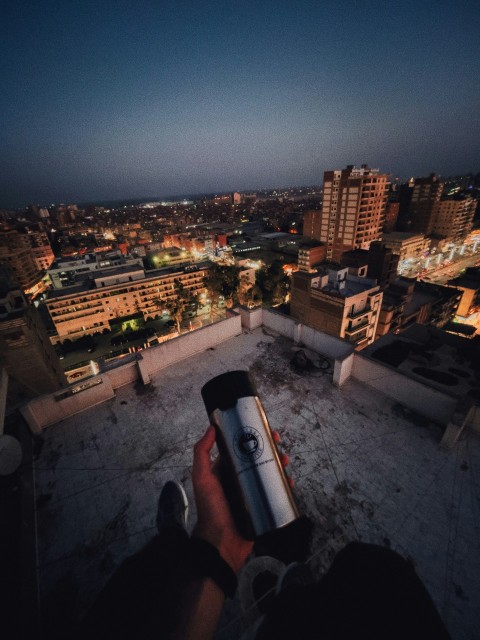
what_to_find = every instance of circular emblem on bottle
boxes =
[233,427,264,461]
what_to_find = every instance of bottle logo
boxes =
[233,427,264,461]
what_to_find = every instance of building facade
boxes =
[409,174,444,236]
[291,266,383,349]
[312,165,389,261]
[297,242,326,271]
[302,209,323,240]
[381,232,429,262]
[376,277,462,337]
[0,227,43,294]
[0,278,65,394]
[45,264,209,342]
[26,230,55,271]
[47,250,144,289]
[383,200,400,233]
[433,196,476,245]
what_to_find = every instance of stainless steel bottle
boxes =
[201,370,300,539]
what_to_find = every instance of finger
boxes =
[288,476,295,488]
[272,430,281,444]
[192,426,216,482]
[280,453,290,467]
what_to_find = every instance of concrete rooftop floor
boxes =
[34,326,480,639]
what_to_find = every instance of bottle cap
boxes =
[201,370,257,415]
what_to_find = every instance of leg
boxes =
[78,482,189,640]
[256,542,450,640]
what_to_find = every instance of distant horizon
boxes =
[4,169,480,211]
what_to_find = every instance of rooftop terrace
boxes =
[32,321,480,639]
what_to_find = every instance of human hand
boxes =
[192,426,254,573]
[272,430,294,487]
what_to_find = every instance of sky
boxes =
[1,0,479,208]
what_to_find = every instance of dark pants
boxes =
[77,526,189,640]
[79,539,450,640]
[256,542,451,640]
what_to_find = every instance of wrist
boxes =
[193,528,250,574]
[186,537,238,598]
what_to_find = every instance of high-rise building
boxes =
[25,229,55,271]
[312,165,389,261]
[395,178,415,231]
[302,209,322,240]
[0,267,65,395]
[0,227,41,293]
[432,196,476,245]
[383,200,400,233]
[409,174,444,236]
[366,241,399,287]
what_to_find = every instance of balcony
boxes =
[344,318,370,335]
[348,305,371,319]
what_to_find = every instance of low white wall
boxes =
[236,306,263,330]
[21,376,115,434]
[262,309,296,339]
[333,353,354,388]
[262,309,355,387]
[105,360,139,389]
[299,324,353,360]
[139,314,242,379]
[21,316,243,434]
[352,354,458,425]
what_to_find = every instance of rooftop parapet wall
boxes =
[20,315,243,433]
[21,375,116,434]
[351,353,458,426]
[261,308,354,387]
[138,313,242,382]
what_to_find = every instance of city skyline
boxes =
[2,1,480,208]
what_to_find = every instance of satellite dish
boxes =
[0,435,23,475]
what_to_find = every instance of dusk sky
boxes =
[1,0,479,208]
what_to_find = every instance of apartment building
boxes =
[433,196,476,245]
[45,264,209,342]
[291,265,383,349]
[409,174,444,236]
[376,278,462,337]
[26,230,55,271]
[298,241,326,271]
[312,165,389,261]
[47,250,144,289]
[447,267,480,318]
[381,232,429,262]
[302,209,323,240]
[0,272,65,394]
[0,227,43,294]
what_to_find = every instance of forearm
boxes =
[169,576,225,640]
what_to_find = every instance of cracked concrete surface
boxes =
[34,327,480,639]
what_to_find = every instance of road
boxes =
[400,246,480,285]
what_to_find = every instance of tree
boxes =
[154,279,195,334]
[237,273,262,307]
[203,264,240,313]
[256,260,289,306]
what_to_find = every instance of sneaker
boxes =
[156,480,189,533]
